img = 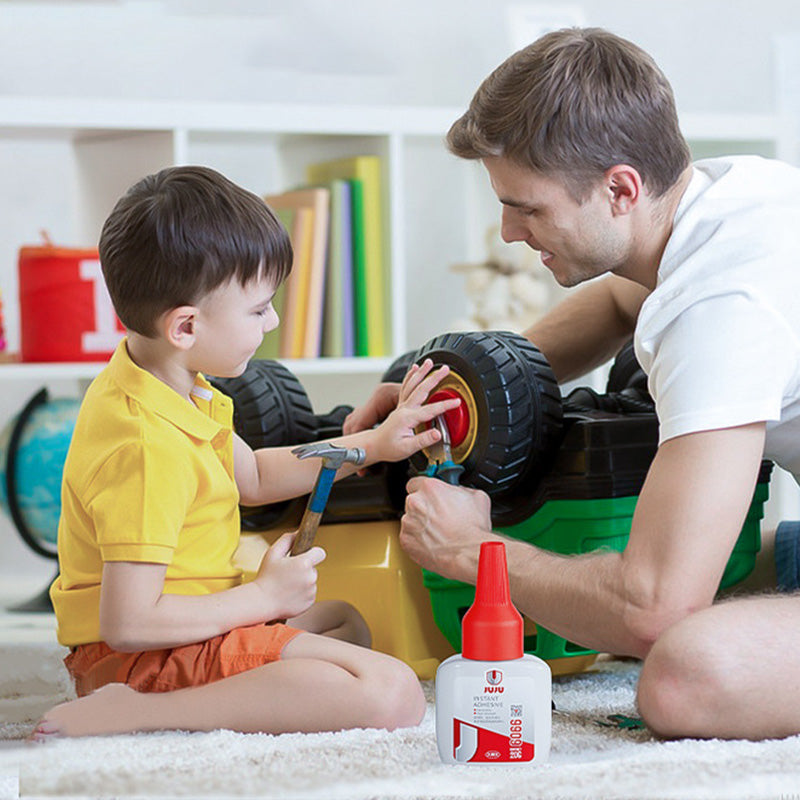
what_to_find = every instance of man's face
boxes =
[190,273,279,378]
[483,156,628,288]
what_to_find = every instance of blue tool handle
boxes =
[424,461,464,486]
[436,461,464,486]
[309,467,337,513]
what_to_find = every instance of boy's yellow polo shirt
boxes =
[50,339,242,647]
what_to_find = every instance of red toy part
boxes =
[18,246,125,362]
[428,388,469,447]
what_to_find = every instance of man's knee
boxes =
[637,613,732,738]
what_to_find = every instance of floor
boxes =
[0,577,58,645]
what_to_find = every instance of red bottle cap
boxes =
[462,541,524,661]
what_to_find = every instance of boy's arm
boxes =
[234,359,460,506]
[99,532,323,651]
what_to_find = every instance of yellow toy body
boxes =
[234,520,595,679]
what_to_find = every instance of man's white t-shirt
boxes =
[634,156,800,478]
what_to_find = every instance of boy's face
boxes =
[189,273,279,378]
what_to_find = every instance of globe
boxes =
[0,389,81,560]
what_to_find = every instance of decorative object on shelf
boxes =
[0,287,16,363]
[449,225,560,333]
[0,287,6,352]
[18,232,124,363]
[0,388,80,612]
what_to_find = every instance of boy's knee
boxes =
[362,657,425,731]
[637,613,732,738]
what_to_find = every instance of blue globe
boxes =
[0,391,81,558]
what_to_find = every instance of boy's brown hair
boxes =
[447,27,691,201]
[99,165,292,337]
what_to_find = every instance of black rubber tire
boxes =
[606,340,649,397]
[211,360,318,529]
[412,330,563,523]
[382,349,419,383]
[211,360,318,449]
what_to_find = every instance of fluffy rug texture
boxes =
[2,643,800,799]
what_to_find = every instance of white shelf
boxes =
[0,96,462,137]
[0,357,393,382]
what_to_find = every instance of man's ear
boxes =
[161,305,199,350]
[605,165,642,216]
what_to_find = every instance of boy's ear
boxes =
[161,305,199,350]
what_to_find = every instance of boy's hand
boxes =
[343,382,402,434]
[371,359,461,463]
[252,532,326,621]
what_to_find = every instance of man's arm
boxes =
[343,273,649,435]
[523,274,649,383]
[401,422,766,658]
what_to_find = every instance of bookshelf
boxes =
[0,98,796,397]
[0,98,468,386]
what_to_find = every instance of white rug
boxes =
[2,644,800,800]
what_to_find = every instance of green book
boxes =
[349,178,369,357]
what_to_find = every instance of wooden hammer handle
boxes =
[291,507,324,555]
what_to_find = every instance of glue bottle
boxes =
[435,541,551,764]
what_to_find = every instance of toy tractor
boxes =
[214,331,770,679]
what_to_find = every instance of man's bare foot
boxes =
[31,683,149,740]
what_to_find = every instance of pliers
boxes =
[424,415,465,486]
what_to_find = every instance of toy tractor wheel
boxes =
[211,360,318,529]
[382,349,420,383]
[411,330,563,524]
[606,339,649,397]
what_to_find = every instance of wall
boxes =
[1,0,800,588]
[1,0,799,114]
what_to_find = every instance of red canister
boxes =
[18,245,125,362]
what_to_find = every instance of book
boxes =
[349,178,369,356]
[286,207,314,358]
[307,156,387,356]
[264,187,331,358]
[321,179,356,358]
[253,207,292,360]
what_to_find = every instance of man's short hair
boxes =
[99,165,292,337]
[447,27,691,201]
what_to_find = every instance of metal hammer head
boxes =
[291,442,366,470]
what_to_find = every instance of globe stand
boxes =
[4,388,60,613]
[8,571,57,613]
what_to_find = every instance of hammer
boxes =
[290,442,366,555]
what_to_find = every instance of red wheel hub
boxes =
[428,389,469,447]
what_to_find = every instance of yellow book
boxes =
[307,156,387,356]
[264,188,330,358]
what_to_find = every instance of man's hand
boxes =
[400,476,494,581]
[252,532,326,621]
[369,359,461,463]
[343,382,402,435]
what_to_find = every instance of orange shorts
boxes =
[64,622,303,697]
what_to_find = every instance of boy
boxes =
[33,165,457,739]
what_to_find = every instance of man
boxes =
[344,27,800,740]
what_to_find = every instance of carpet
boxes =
[2,644,800,799]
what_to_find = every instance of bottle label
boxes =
[451,671,535,762]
